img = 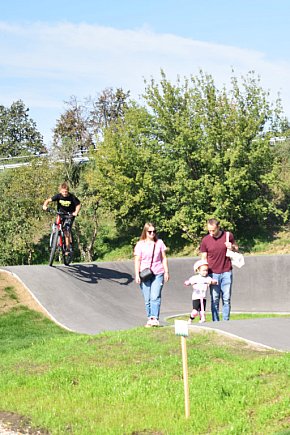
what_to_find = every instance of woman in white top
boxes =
[134,222,169,327]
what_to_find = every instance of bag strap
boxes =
[150,243,156,268]
[226,231,229,244]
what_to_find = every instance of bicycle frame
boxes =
[48,210,74,267]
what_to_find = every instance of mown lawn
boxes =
[0,306,290,434]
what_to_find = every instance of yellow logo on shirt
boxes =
[59,199,72,207]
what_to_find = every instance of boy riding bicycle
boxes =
[43,182,81,253]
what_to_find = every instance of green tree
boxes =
[0,160,59,265]
[0,100,46,158]
[141,70,287,242]
[89,70,287,249]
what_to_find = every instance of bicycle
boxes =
[46,209,74,267]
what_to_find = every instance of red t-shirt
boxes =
[200,230,235,274]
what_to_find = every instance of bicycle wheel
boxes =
[49,230,59,267]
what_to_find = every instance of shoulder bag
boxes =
[139,243,156,282]
[225,232,245,268]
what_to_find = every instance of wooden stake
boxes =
[181,335,190,418]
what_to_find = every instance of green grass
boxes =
[0,307,290,434]
[167,312,290,323]
[3,286,19,301]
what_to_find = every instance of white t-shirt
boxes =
[187,274,214,300]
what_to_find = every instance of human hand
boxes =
[135,275,141,284]
[184,280,190,286]
[42,204,47,211]
[225,241,232,249]
[164,272,169,283]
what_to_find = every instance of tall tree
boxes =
[52,96,94,186]
[88,87,130,140]
[89,70,287,247]
[0,100,46,157]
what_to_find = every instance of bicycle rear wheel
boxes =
[49,230,59,267]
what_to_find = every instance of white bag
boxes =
[226,232,245,268]
[226,248,245,268]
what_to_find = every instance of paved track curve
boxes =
[2,259,290,351]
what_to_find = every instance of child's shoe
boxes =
[199,314,206,323]
[187,318,192,324]
[190,309,198,318]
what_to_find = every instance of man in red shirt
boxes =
[200,218,238,321]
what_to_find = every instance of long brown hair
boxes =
[139,222,158,242]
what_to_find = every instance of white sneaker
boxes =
[145,318,153,327]
[144,319,153,328]
[187,318,192,324]
[150,317,160,327]
[199,317,206,323]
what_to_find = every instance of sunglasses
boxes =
[147,230,156,234]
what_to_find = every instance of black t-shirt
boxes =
[51,193,80,213]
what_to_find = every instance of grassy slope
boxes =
[99,227,290,262]
[1,232,290,434]
[0,306,290,434]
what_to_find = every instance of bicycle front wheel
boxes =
[49,230,59,267]
[63,233,73,266]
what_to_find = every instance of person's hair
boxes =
[59,182,69,191]
[207,218,220,227]
[140,222,158,241]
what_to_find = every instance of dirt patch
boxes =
[0,272,48,317]
[0,411,49,434]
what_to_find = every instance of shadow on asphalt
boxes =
[55,263,134,286]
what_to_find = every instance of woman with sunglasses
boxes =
[134,222,169,327]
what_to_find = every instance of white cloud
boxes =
[0,21,289,145]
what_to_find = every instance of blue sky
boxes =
[1,0,289,146]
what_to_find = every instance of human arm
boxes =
[134,255,141,284]
[184,275,196,286]
[73,203,81,217]
[226,241,238,251]
[225,232,238,251]
[42,197,52,210]
[199,236,208,260]
[162,251,169,282]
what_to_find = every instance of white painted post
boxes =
[175,320,190,418]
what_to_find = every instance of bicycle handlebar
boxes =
[45,208,74,218]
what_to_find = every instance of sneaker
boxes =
[199,316,206,323]
[145,317,154,328]
[151,317,160,327]
[187,318,192,325]
[145,320,152,328]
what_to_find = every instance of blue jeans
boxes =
[140,273,164,319]
[210,271,232,321]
